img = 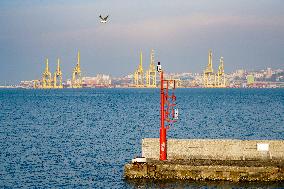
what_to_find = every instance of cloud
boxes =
[81,13,284,43]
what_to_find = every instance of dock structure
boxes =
[124,139,284,182]
[203,50,215,87]
[71,51,82,88]
[53,58,63,88]
[33,51,81,89]
[133,51,144,87]
[203,49,226,88]
[145,49,157,88]
[132,50,160,88]
[41,58,52,89]
[216,57,226,87]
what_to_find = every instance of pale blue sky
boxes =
[0,0,283,84]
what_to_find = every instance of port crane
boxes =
[71,51,82,88]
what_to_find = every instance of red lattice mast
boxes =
[157,62,178,161]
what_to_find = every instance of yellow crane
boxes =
[203,50,227,88]
[71,51,82,88]
[53,58,63,88]
[41,58,52,89]
[216,57,226,87]
[146,49,156,88]
[32,80,40,89]
[203,50,215,87]
[134,51,144,87]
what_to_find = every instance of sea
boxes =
[0,88,283,188]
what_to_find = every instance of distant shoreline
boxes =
[1,86,284,89]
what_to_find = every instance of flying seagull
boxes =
[99,15,109,23]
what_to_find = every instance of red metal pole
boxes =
[160,70,167,160]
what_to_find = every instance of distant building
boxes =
[82,74,112,88]
[246,75,255,85]
[235,69,245,78]
[66,79,72,88]
[20,80,34,88]
[112,76,133,87]
[266,67,272,78]
[254,72,264,79]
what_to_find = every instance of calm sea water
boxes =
[0,88,283,188]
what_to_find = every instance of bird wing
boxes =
[104,15,109,20]
[99,15,103,20]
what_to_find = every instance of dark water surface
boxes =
[0,88,283,188]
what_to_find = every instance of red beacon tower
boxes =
[157,62,178,161]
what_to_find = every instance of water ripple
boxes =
[0,88,283,188]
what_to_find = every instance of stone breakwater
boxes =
[124,139,284,182]
[124,159,284,182]
[142,139,284,161]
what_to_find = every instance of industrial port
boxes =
[203,50,226,88]
[11,49,284,89]
[32,51,82,89]
[132,50,157,88]
[1,1,283,188]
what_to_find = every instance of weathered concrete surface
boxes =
[124,139,284,182]
[142,139,284,160]
[124,159,284,182]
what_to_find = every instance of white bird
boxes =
[99,15,109,23]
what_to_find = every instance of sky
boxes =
[0,0,283,84]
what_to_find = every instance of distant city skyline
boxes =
[16,67,284,89]
[1,0,284,84]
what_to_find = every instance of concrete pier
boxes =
[124,139,284,182]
